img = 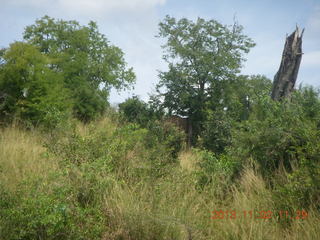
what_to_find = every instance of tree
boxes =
[23,16,135,121]
[0,42,71,127]
[156,16,255,144]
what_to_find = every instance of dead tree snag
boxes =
[271,27,304,101]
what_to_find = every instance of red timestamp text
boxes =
[210,210,308,220]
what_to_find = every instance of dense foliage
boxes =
[118,96,151,126]
[0,42,71,128]
[155,16,255,143]
[0,16,135,126]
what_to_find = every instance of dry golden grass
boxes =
[0,126,58,190]
[178,149,200,172]
[75,117,117,138]
[100,148,320,240]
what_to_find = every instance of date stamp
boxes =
[210,210,308,220]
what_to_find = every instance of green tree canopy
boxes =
[118,96,150,125]
[23,16,135,121]
[119,96,164,126]
[156,16,255,142]
[200,75,272,153]
[0,42,71,127]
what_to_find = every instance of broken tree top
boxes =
[271,26,304,101]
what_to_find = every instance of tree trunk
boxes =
[187,118,193,148]
[271,27,304,101]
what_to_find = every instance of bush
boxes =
[0,177,106,240]
[46,117,183,181]
[274,140,320,210]
[118,96,150,126]
[230,94,320,209]
[200,109,232,154]
[194,149,238,196]
[146,120,186,160]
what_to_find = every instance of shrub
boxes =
[230,94,320,209]
[200,109,232,154]
[146,120,186,160]
[0,176,106,240]
[194,148,238,197]
[118,96,150,126]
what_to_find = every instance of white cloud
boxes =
[6,0,166,15]
[66,0,165,11]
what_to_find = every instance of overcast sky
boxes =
[1,0,319,104]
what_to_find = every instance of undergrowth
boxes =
[0,116,319,240]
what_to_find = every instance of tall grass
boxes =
[0,126,58,191]
[0,120,319,239]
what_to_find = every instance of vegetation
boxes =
[155,16,255,143]
[0,15,319,240]
[0,16,135,125]
[0,42,71,128]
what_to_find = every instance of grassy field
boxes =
[0,119,319,240]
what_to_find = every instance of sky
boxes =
[1,0,319,104]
